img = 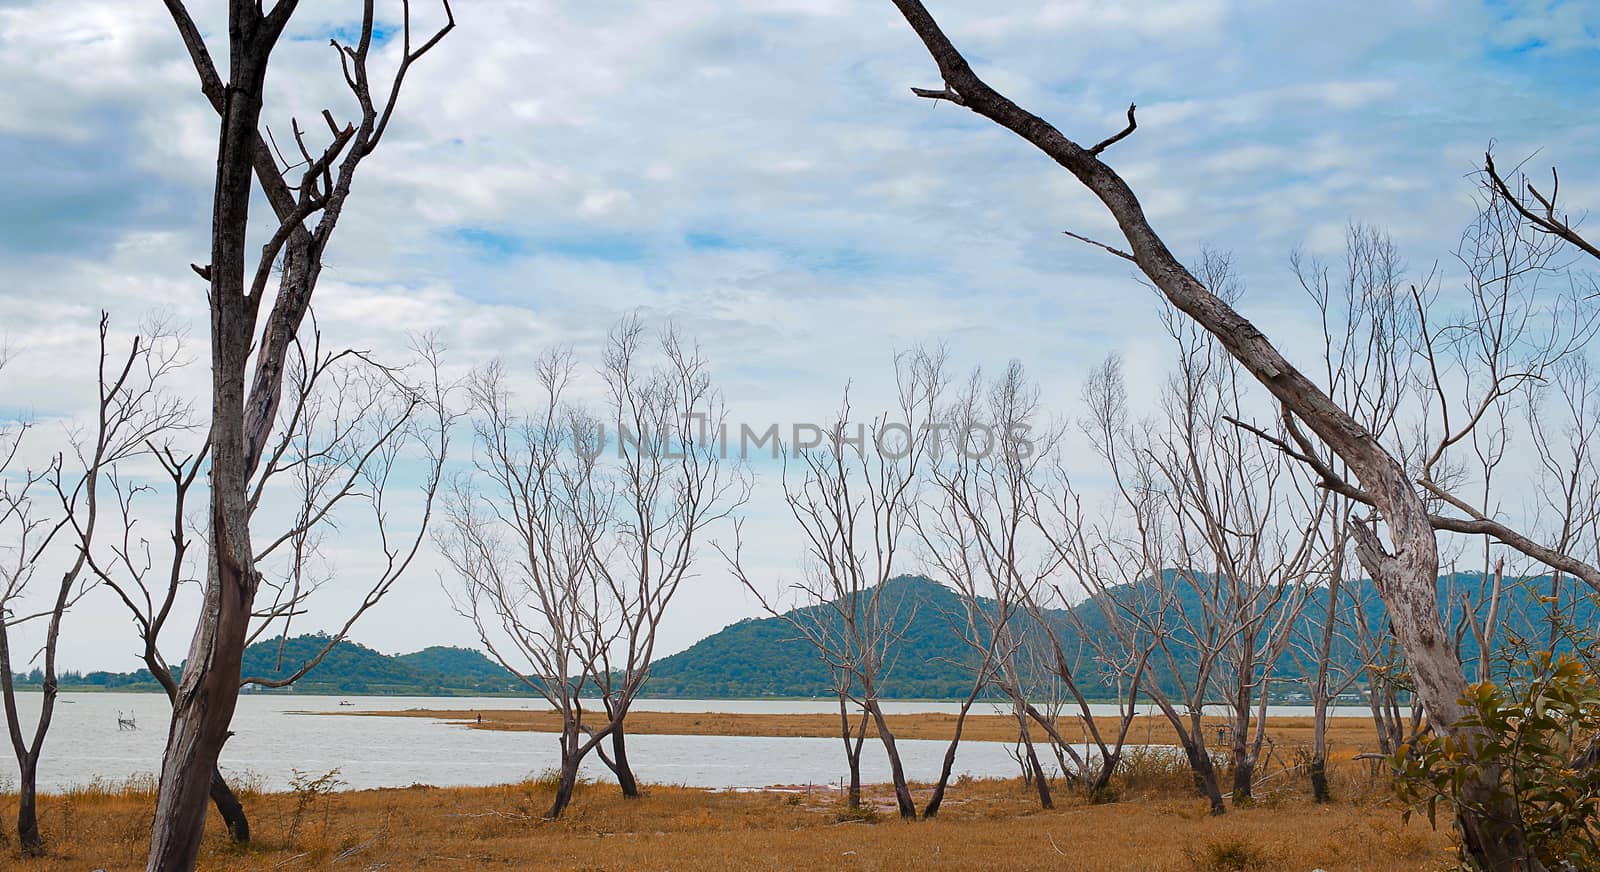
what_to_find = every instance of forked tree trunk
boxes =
[148,549,256,870]
[150,650,251,843]
[1088,748,1120,800]
[888,4,1541,866]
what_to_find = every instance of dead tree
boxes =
[1284,225,1416,800]
[586,319,747,798]
[724,349,946,821]
[1523,354,1600,648]
[1040,347,1321,814]
[888,3,1544,863]
[1149,259,1326,807]
[149,2,453,867]
[440,354,616,819]
[87,334,451,842]
[829,662,873,809]
[0,316,188,854]
[1285,524,1366,802]
[915,361,1064,811]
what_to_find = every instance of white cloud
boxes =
[2,0,1597,671]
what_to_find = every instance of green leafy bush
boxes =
[1393,653,1600,869]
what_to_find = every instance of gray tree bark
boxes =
[887,3,1538,866]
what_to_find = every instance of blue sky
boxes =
[0,0,1597,671]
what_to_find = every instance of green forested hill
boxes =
[27,573,1590,699]
[643,576,984,698]
[31,636,526,696]
[236,637,525,695]
[643,572,1597,700]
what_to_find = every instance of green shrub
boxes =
[1393,652,1600,869]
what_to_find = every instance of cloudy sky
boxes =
[1,0,1597,673]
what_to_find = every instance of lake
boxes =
[0,692,1382,793]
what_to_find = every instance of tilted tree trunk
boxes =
[548,730,583,820]
[1180,736,1227,816]
[922,679,985,818]
[866,701,917,820]
[1020,725,1053,810]
[208,769,250,842]
[609,719,640,799]
[887,3,1538,866]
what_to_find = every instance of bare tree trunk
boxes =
[208,766,249,842]
[149,550,255,870]
[15,758,39,855]
[1308,749,1330,804]
[866,702,917,820]
[1230,747,1255,806]
[1020,725,1053,810]
[887,5,1539,865]
[548,744,582,820]
[150,3,451,865]
[1180,737,1226,816]
[837,696,867,809]
[1230,676,1254,806]
[846,736,865,809]
[922,680,984,818]
[146,644,251,842]
[1089,747,1120,799]
[146,7,280,864]
[0,631,44,855]
[609,719,640,799]
[1309,574,1341,804]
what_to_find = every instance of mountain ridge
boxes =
[18,572,1587,698]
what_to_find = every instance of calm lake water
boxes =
[1,692,1380,794]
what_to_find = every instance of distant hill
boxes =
[25,636,526,697]
[644,571,1598,700]
[644,576,984,699]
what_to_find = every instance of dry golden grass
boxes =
[340,708,1392,757]
[0,764,1453,871]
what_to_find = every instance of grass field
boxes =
[0,761,1455,870]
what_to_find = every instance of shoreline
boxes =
[325,708,1390,753]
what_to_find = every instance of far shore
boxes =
[328,708,1389,754]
